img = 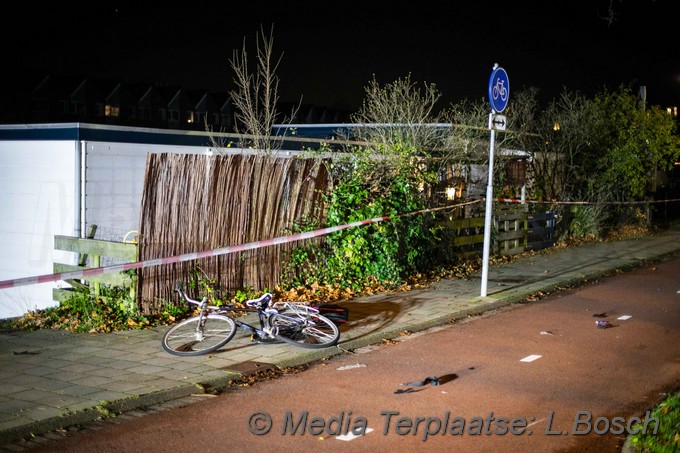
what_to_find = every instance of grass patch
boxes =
[628,390,680,452]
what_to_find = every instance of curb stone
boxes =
[0,374,243,446]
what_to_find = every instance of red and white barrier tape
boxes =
[3,196,677,290]
[0,200,481,289]
[494,198,541,204]
[493,197,680,205]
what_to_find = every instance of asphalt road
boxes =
[31,255,680,453]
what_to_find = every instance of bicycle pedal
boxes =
[251,335,280,344]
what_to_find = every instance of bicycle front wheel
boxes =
[162,314,236,356]
[268,311,340,349]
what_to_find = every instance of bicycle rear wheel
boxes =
[268,311,339,349]
[162,314,236,356]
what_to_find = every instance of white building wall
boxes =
[0,123,288,319]
[0,141,78,318]
[0,140,214,318]
[83,141,210,243]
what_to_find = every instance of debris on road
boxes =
[596,320,612,329]
[336,363,367,371]
[400,376,440,387]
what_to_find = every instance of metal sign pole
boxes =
[481,63,509,298]
[481,120,496,297]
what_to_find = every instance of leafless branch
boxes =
[216,25,300,154]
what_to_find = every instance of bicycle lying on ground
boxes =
[162,282,341,356]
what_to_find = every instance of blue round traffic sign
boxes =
[488,66,510,112]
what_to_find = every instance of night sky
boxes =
[5,1,679,114]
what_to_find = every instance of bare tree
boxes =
[335,74,446,194]
[350,74,444,153]
[598,0,659,28]
[599,0,623,27]
[218,25,298,154]
[504,87,597,202]
[440,97,492,178]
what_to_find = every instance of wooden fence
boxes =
[52,233,138,303]
[526,211,557,250]
[435,216,485,259]
[494,204,528,256]
[137,153,331,311]
[437,204,556,257]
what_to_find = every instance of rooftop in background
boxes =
[0,71,351,133]
[272,123,457,140]
[0,122,218,147]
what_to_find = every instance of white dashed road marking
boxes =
[520,354,542,362]
[337,428,374,441]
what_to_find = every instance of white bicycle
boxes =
[162,282,340,356]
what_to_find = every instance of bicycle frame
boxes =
[216,305,276,340]
[213,301,321,341]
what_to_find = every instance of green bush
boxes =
[281,158,439,291]
[567,204,606,240]
[1,279,188,333]
[628,390,680,452]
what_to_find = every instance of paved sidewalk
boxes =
[1,227,679,446]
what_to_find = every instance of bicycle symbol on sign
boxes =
[492,78,508,102]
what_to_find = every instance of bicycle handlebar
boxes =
[246,293,273,308]
[172,282,324,319]
[174,282,274,310]
[174,281,205,306]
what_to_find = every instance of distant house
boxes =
[194,91,219,129]
[216,93,235,132]
[104,81,149,126]
[138,85,172,128]
[31,74,85,123]
[2,71,349,132]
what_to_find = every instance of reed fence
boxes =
[138,153,330,311]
